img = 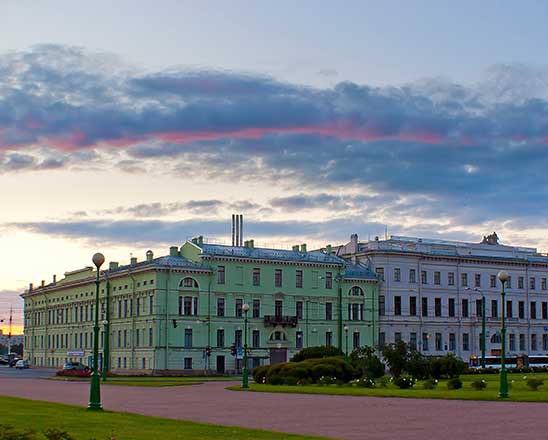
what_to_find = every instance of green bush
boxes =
[43,429,76,440]
[318,375,336,385]
[290,346,344,362]
[284,376,298,386]
[252,365,269,383]
[382,341,411,378]
[267,374,284,385]
[0,424,36,440]
[446,377,463,390]
[422,378,438,389]
[393,375,415,389]
[355,377,376,388]
[349,346,385,379]
[526,378,544,391]
[431,354,467,379]
[407,352,431,380]
[470,379,487,390]
[377,376,390,388]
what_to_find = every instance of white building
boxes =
[334,233,548,361]
[0,330,24,349]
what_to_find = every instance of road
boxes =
[0,365,56,379]
[1,377,547,440]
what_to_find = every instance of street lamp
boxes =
[89,252,105,410]
[498,270,509,398]
[101,269,111,382]
[466,287,486,368]
[242,303,250,389]
[344,326,349,359]
[102,319,108,381]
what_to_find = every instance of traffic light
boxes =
[205,345,212,357]
[230,343,236,356]
[172,319,177,328]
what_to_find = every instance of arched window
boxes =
[179,277,199,289]
[491,332,501,344]
[349,286,364,296]
[269,330,287,341]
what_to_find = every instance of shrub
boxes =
[377,376,390,388]
[0,424,36,440]
[355,377,376,388]
[252,365,269,383]
[431,354,467,379]
[43,429,76,440]
[446,377,463,390]
[267,374,284,385]
[349,346,385,379]
[422,378,438,390]
[382,341,411,378]
[297,378,313,386]
[470,379,487,390]
[526,378,544,391]
[393,375,415,389]
[56,369,91,378]
[291,346,344,362]
[407,352,431,380]
[284,376,298,386]
[318,376,336,385]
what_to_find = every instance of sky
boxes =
[2,0,548,334]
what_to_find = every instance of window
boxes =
[296,331,303,349]
[395,332,402,342]
[518,276,524,289]
[463,333,470,351]
[422,297,428,317]
[217,329,224,347]
[325,331,333,346]
[149,328,153,346]
[532,334,538,351]
[461,273,468,287]
[507,276,512,288]
[182,277,198,288]
[252,299,260,318]
[296,301,303,320]
[543,302,548,319]
[491,300,498,318]
[235,299,243,317]
[421,270,427,284]
[449,333,456,351]
[353,332,360,349]
[474,274,481,288]
[123,330,127,347]
[275,300,283,317]
[275,269,283,288]
[123,300,127,318]
[394,268,401,282]
[184,329,192,348]
[135,329,140,347]
[448,298,455,317]
[379,332,386,348]
[349,303,362,321]
[543,278,547,291]
[350,286,364,296]
[410,332,417,350]
[325,302,333,320]
[462,299,469,318]
[325,272,333,289]
[530,277,536,290]
[253,268,261,286]
[435,298,442,317]
[506,300,513,318]
[476,299,483,317]
[394,296,402,316]
[448,272,455,286]
[435,333,442,351]
[543,334,548,351]
[217,266,225,284]
[252,330,260,348]
[409,296,417,316]
[184,357,192,370]
[379,295,385,316]
[519,334,526,351]
[409,269,416,283]
[531,302,537,319]
[490,275,497,288]
[518,301,525,319]
[434,271,441,285]
[217,298,225,317]
[149,296,154,314]
[376,267,385,280]
[235,329,243,347]
[509,333,516,351]
[296,270,303,288]
[422,333,429,351]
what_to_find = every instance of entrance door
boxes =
[216,355,225,374]
[269,348,287,365]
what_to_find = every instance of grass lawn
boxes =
[0,395,327,440]
[51,375,236,387]
[229,373,548,402]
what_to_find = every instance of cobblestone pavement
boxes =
[1,378,547,440]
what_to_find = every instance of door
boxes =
[269,348,287,365]
[216,355,225,374]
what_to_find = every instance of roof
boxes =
[343,263,378,280]
[107,255,210,274]
[196,243,345,265]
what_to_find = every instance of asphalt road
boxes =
[0,365,56,379]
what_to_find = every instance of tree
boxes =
[406,350,431,380]
[381,340,411,378]
[349,346,385,378]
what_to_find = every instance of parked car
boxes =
[8,358,21,367]
[0,357,8,365]
[15,360,30,369]
[62,362,90,372]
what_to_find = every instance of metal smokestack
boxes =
[232,214,235,246]
[235,214,239,247]
[240,214,243,246]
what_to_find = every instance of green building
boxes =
[22,238,378,373]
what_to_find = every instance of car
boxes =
[0,357,8,365]
[62,362,90,372]
[15,360,29,369]
[8,358,20,367]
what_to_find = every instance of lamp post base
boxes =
[499,369,509,398]
[242,367,249,389]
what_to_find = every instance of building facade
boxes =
[22,238,378,373]
[334,233,548,361]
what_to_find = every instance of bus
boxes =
[469,354,548,368]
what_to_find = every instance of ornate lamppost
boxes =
[242,303,250,389]
[498,270,509,398]
[344,325,349,359]
[88,252,104,410]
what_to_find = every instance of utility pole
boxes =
[8,306,12,355]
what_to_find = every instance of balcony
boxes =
[263,315,298,327]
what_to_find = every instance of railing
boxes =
[263,315,298,327]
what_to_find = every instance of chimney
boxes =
[130,257,137,265]
[244,240,249,248]
[41,280,45,287]
[29,282,33,291]
[146,250,154,262]
[109,261,119,270]
[239,214,243,246]
[300,243,307,253]
[170,246,178,256]
[326,244,332,254]
[292,245,300,252]
[53,274,57,284]
[235,215,240,247]
[198,235,204,244]
[249,239,254,249]
[232,214,236,246]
